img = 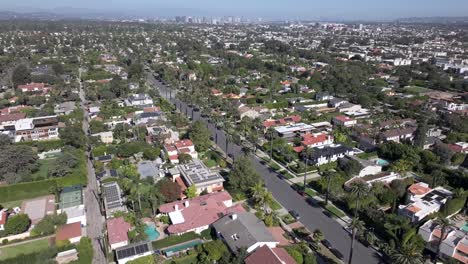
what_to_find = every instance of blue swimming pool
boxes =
[144,223,160,241]
[375,158,390,166]
[163,240,202,256]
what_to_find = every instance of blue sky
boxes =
[4,0,468,20]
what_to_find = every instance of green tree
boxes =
[391,244,424,264]
[156,178,182,202]
[185,185,198,199]
[60,123,86,148]
[228,155,263,192]
[5,214,30,235]
[12,64,31,87]
[76,237,93,264]
[348,218,365,264]
[413,119,428,148]
[189,121,211,152]
[201,240,228,261]
[178,153,193,164]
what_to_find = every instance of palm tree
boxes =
[303,147,314,193]
[262,190,273,214]
[323,170,334,205]
[433,217,453,264]
[349,181,370,216]
[249,182,265,206]
[391,244,424,264]
[348,218,364,264]
[267,127,276,161]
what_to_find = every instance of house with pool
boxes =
[158,191,245,236]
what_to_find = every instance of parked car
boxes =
[321,239,332,249]
[290,210,300,220]
[330,248,344,260]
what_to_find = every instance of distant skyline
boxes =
[3,0,468,21]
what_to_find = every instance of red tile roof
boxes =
[0,113,26,123]
[56,222,82,241]
[293,146,304,153]
[263,115,301,128]
[17,82,46,90]
[106,217,131,245]
[333,115,353,122]
[158,191,244,234]
[174,139,194,149]
[408,183,432,196]
[245,245,297,264]
[0,210,8,225]
[301,133,330,146]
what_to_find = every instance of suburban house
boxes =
[332,115,357,127]
[158,191,245,235]
[263,115,302,131]
[398,182,453,223]
[107,217,132,250]
[378,127,417,143]
[13,115,61,142]
[17,82,51,94]
[303,144,355,165]
[172,159,225,195]
[293,133,334,153]
[125,94,153,108]
[115,242,153,264]
[164,139,198,164]
[315,92,333,101]
[213,212,279,253]
[340,155,382,177]
[419,219,468,264]
[102,182,127,219]
[91,131,114,144]
[448,142,468,154]
[0,209,8,231]
[274,123,314,139]
[56,222,82,244]
[137,159,165,181]
[133,110,165,125]
[54,101,77,116]
[245,245,297,264]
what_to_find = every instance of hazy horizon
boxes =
[3,0,468,20]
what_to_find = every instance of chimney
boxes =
[231,214,237,220]
[174,204,179,211]
[184,201,189,207]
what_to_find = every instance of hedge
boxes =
[16,140,65,152]
[152,232,200,249]
[0,173,87,204]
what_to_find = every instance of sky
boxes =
[3,0,468,20]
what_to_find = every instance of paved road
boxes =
[147,73,382,264]
[79,69,107,264]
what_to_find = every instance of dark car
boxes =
[289,210,300,220]
[306,197,318,206]
[322,210,333,218]
[321,239,332,249]
[330,248,344,260]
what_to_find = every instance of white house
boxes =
[91,131,114,144]
[332,115,357,127]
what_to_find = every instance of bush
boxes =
[5,214,30,235]
[75,237,93,264]
[443,197,466,216]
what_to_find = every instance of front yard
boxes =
[0,238,50,260]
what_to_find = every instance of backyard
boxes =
[0,238,50,261]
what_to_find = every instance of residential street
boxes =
[79,69,107,264]
[148,73,383,264]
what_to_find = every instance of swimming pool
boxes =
[462,222,468,232]
[375,158,390,166]
[163,240,202,256]
[144,223,160,241]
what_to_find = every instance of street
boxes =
[147,73,383,264]
[79,69,107,264]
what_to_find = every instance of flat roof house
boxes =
[419,219,468,264]
[274,123,314,139]
[137,160,164,182]
[102,182,127,219]
[213,212,279,253]
[173,160,225,195]
[158,191,244,236]
[398,182,453,223]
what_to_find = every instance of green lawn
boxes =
[0,199,23,209]
[30,159,54,180]
[0,238,49,260]
[166,253,198,264]
[152,232,200,249]
[203,159,217,168]
[403,86,431,94]
[268,199,282,211]
[305,188,317,197]
[324,204,346,218]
